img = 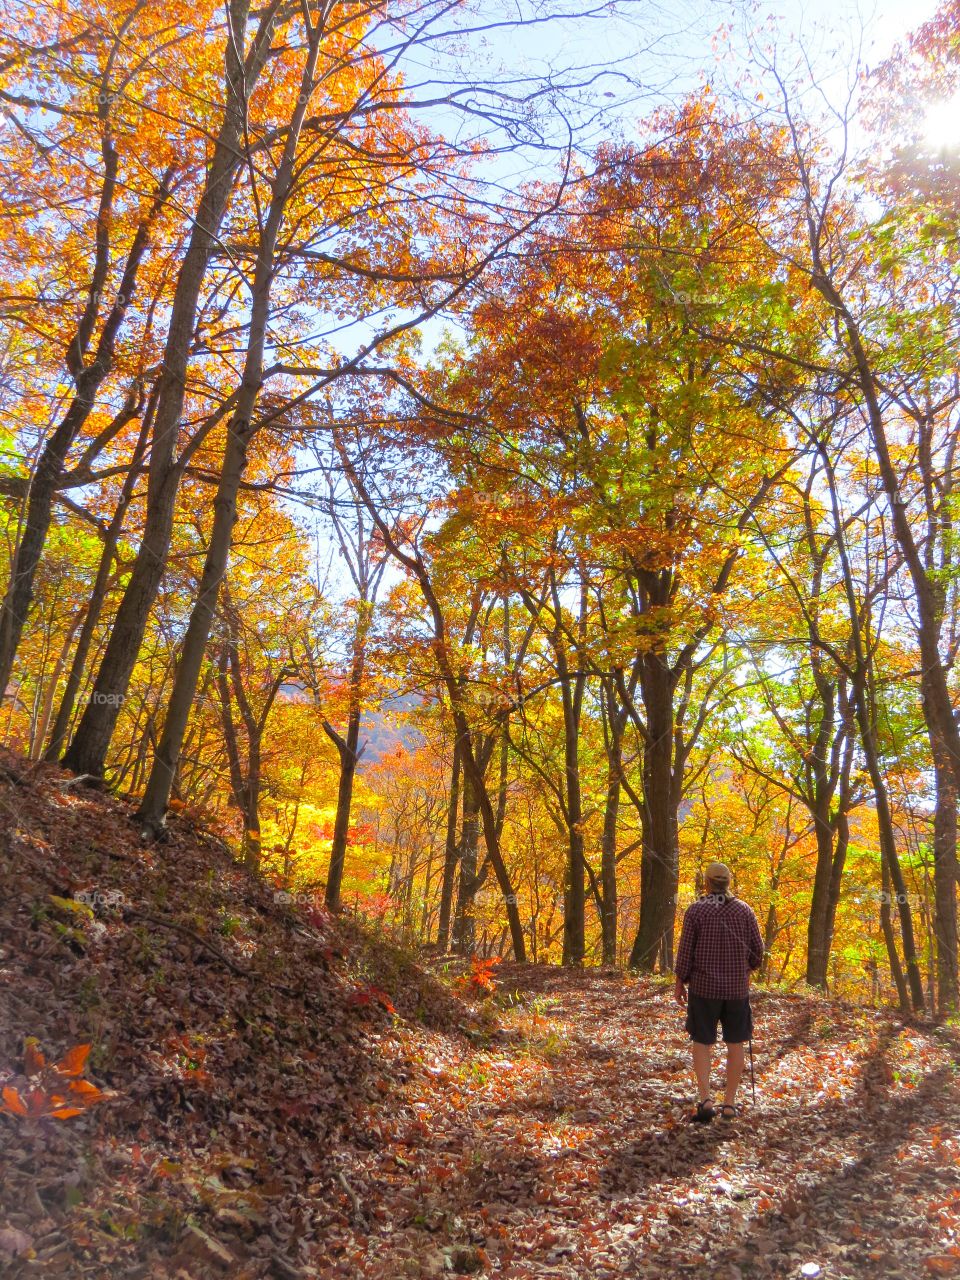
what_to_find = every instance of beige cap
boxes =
[704,861,731,885]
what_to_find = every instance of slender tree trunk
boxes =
[321,593,375,910]
[854,684,924,1009]
[823,812,850,974]
[215,634,273,874]
[31,613,83,759]
[244,757,262,873]
[452,757,479,954]
[817,437,925,1010]
[932,752,959,1011]
[128,726,149,794]
[761,898,777,980]
[324,705,362,911]
[420,833,437,940]
[600,760,620,966]
[879,842,909,1011]
[136,414,256,822]
[436,735,462,950]
[558,659,586,966]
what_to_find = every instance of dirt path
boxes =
[327,965,960,1280]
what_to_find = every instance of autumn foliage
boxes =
[0,0,957,1023]
[1,1039,106,1121]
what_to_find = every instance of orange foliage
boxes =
[1,1039,107,1121]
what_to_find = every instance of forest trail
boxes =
[330,964,960,1280]
[1,752,959,1280]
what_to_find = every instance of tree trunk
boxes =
[629,651,678,970]
[879,841,910,1012]
[452,757,479,954]
[761,899,777,980]
[136,415,256,825]
[823,811,851,977]
[805,799,838,989]
[600,761,620,967]
[558,658,586,967]
[243,767,262,874]
[436,735,462,950]
[31,613,83,759]
[324,704,362,911]
[932,752,959,1011]
[819,436,925,1011]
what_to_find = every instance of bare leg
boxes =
[692,1041,713,1102]
[724,1042,746,1105]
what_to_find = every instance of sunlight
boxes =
[922,90,960,150]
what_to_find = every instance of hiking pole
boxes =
[748,1033,756,1105]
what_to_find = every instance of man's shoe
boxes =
[689,1099,715,1123]
[719,1103,739,1120]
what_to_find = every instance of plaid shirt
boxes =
[675,894,764,999]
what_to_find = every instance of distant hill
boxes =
[277,683,427,767]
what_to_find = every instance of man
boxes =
[674,861,764,1123]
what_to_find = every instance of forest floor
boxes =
[1,749,960,1280]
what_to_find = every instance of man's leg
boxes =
[723,1041,745,1105]
[685,995,720,1120]
[692,1040,713,1103]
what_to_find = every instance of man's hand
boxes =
[674,978,687,1007]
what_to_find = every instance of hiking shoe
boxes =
[719,1103,740,1120]
[689,1100,716,1124]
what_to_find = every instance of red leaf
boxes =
[55,1044,91,1078]
[66,1079,104,1101]
[1,1086,27,1117]
[49,1106,85,1120]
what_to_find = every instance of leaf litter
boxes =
[0,749,958,1279]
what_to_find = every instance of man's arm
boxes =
[674,907,696,1006]
[747,907,764,972]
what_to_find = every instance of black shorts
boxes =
[685,993,753,1045]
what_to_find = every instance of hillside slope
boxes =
[1,750,959,1280]
[0,749,464,1278]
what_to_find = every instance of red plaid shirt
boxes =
[675,894,764,999]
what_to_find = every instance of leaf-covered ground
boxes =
[1,749,959,1279]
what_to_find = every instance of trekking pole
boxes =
[748,1033,756,1105]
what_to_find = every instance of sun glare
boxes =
[923,91,960,150]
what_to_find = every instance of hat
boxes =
[704,861,731,886]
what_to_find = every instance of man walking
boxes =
[674,861,764,1123]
